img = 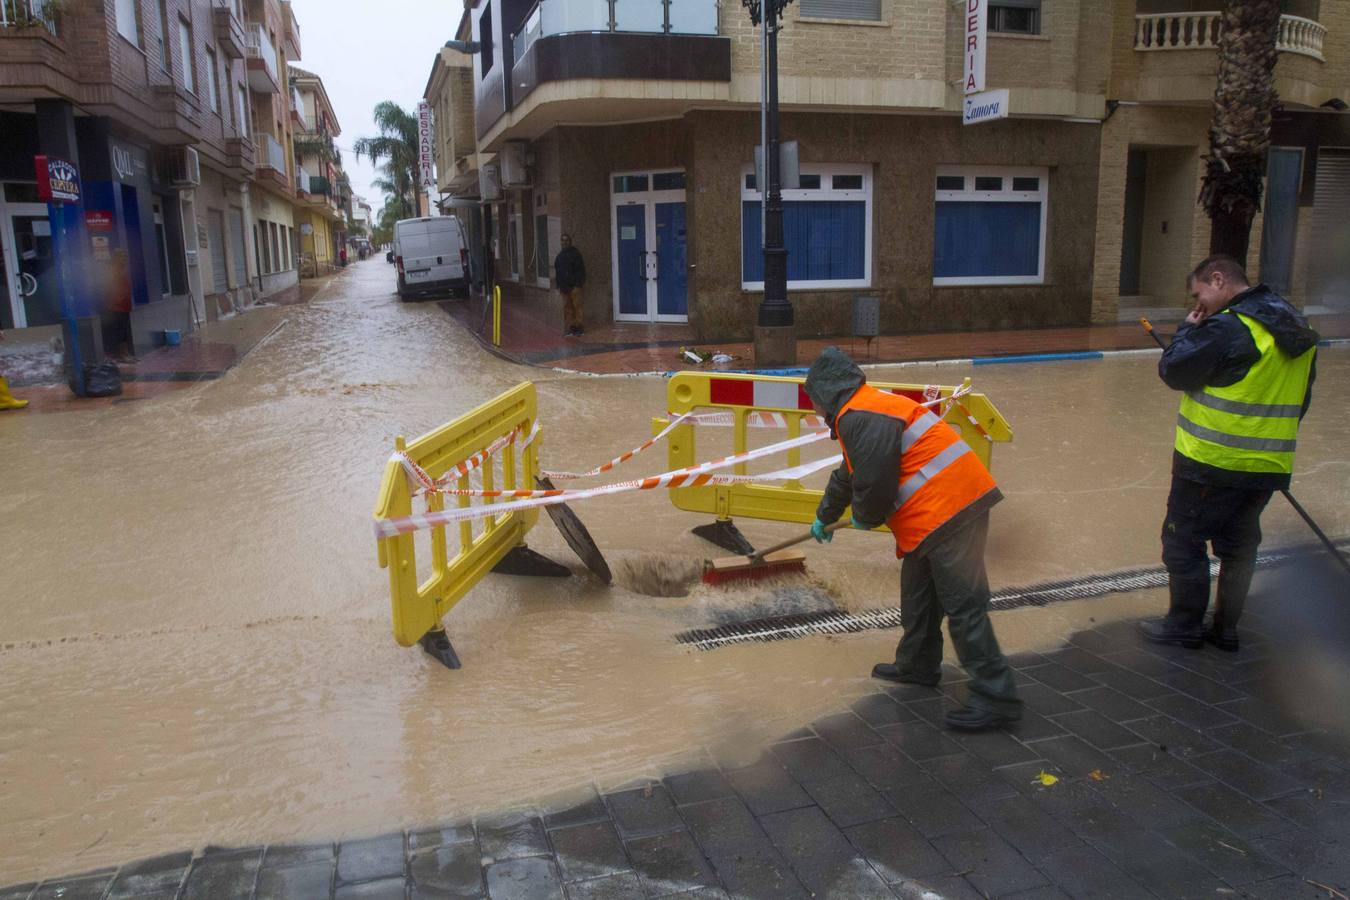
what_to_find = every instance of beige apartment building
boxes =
[426,0,1349,340]
[291,66,349,275]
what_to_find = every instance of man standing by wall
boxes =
[804,347,1021,732]
[554,234,586,337]
[1140,255,1319,652]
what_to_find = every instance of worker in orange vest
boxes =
[805,347,1020,731]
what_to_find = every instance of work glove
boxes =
[810,518,833,543]
[851,516,870,530]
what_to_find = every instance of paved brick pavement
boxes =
[6,559,1348,899]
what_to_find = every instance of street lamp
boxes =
[743,0,795,365]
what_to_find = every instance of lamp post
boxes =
[743,0,795,366]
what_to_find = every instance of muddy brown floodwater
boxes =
[1,261,1346,884]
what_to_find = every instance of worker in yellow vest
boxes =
[805,347,1021,732]
[1141,255,1318,652]
[0,327,30,411]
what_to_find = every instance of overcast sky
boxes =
[289,0,455,213]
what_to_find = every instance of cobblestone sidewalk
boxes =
[4,562,1348,900]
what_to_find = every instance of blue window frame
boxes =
[741,164,871,289]
[933,167,1047,286]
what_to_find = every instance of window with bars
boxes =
[990,0,1039,35]
[799,0,881,21]
[933,166,1048,285]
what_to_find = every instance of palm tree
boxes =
[1200,0,1282,260]
[354,101,419,223]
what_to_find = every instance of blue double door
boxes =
[613,172,687,322]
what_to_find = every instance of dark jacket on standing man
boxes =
[1159,284,1319,491]
[554,246,586,292]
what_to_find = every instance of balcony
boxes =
[1134,11,1326,61]
[0,0,57,34]
[255,132,289,190]
[493,0,728,135]
[281,0,301,61]
[245,23,280,93]
[290,86,306,125]
[212,1,246,59]
[226,136,255,173]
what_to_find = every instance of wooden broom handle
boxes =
[751,520,850,561]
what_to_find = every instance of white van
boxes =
[393,216,470,300]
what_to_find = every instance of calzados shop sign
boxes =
[35,155,82,204]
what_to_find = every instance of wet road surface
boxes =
[1,259,1347,885]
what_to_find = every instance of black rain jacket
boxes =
[803,347,1001,556]
[554,246,586,292]
[1160,284,1319,490]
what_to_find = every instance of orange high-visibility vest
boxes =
[836,385,998,557]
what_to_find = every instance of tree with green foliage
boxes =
[354,101,419,223]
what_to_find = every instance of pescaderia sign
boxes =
[34,155,82,204]
[417,101,435,188]
[964,0,987,95]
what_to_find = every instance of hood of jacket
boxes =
[804,347,866,432]
[1227,284,1319,357]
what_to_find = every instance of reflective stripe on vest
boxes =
[1174,311,1314,475]
[897,439,974,505]
[900,410,941,452]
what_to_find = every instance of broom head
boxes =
[702,549,807,586]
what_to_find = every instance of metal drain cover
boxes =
[537,476,612,585]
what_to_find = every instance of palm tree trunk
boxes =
[1200,0,1282,261]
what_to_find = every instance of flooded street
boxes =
[1,260,1347,884]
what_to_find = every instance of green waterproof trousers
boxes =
[894,511,1022,717]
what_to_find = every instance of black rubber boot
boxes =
[1207,560,1254,652]
[871,663,939,686]
[1138,578,1208,648]
[945,705,1019,732]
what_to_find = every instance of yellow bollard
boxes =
[492,285,502,347]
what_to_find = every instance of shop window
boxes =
[741,164,872,290]
[990,0,1040,35]
[116,0,140,45]
[177,17,195,94]
[933,165,1047,285]
[799,0,881,21]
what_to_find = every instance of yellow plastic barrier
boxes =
[654,372,1012,528]
[373,382,541,647]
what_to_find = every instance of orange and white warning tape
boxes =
[953,400,992,443]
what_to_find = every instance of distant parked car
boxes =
[392,217,470,300]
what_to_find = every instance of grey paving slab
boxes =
[880,682,945,703]
[974,795,1081,860]
[1021,663,1098,693]
[948,726,1043,768]
[1089,829,1234,899]
[811,711,885,751]
[1085,664,1176,701]
[1005,709,1068,742]
[1251,829,1350,891]
[1087,771,1208,828]
[262,842,338,868]
[549,821,628,884]
[1100,648,1184,679]
[1049,709,1147,751]
[843,817,950,881]
[0,884,34,900]
[896,873,985,900]
[1204,720,1304,768]
[1158,821,1290,886]
[1155,666,1242,704]
[604,786,684,841]
[883,783,986,839]
[903,696,948,727]
[337,834,406,885]
[479,811,550,862]
[932,828,1052,898]
[1007,651,1052,669]
[922,752,1021,806]
[484,857,564,900]
[800,770,897,828]
[1215,696,1310,738]
[1191,749,1304,801]
[409,841,487,897]
[1003,886,1072,900]
[105,851,192,898]
[180,850,263,900]
[1024,780,1138,842]
[850,692,918,727]
[1124,714,1222,759]
[542,789,610,832]
[1175,781,1296,839]
[1015,682,1086,717]
[839,742,932,793]
[1243,873,1345,898]
[408,823,475,853]
[789,856,892,899]
[768,736,854,783]
[664,769,735,807]
[1108,743,1213,791]
[1263,791,1350,839]
[624,831,718,897]
[876,720,963,761]
[561,872,642,900]
[1033,844,1149,900]
[1026,734,1117,779]
[678,796,768,858]
[1064,686,1155,724]
[1146,692,1240,730]
[1042,646,1117,676]
[723,762,812,817]
[701,846,808,900]
[30,874,114,900]
[335,876,407,899]
[256,861,336,899]
[759,805,855,868]
[1066,629,1119,655]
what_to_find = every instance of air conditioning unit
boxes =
[170,146,201,186]
[479,162,503,201]
[500,141,529,186]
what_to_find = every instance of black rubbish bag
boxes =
[83,361,123,398]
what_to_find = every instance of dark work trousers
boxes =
[894,511,1021,716]
[1161,475,1273,617]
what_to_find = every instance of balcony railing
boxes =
[245,23,279,84]
[309,175,332,196]
[291,87,306,121]
[512,0,717,65]
[1,0,57,34]
[295,165,312,194]
[1134,11,1326,61]
[259,132,286,172]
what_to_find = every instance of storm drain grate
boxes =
[675,537,1349,651]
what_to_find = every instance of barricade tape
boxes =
[390,423,542,491]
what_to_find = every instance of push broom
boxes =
[1140,317,1350,578]
[702,521,848,586]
